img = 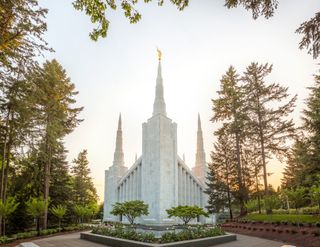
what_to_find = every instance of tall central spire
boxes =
[113,113,124,166]
[152,51,167,116]
[192,113,207,184]
[196,114,205,164]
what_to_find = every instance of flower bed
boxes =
[222,220,320,247]
[91,225,226,244]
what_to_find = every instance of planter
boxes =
[80,232,237,247]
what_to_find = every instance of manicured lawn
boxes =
[245,214,320,224]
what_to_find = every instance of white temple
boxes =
[104,54,208,225]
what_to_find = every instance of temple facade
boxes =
[104,56,208,225]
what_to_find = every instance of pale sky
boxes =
[39,0,319,200]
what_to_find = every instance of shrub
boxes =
[110,201,149,225]
[263,195,281,213]
[92,225,225,243]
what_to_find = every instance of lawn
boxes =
[245,214,320,224]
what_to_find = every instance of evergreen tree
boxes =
[301,73,320,182]
[242,62,296,201]
[30,59,83,229]
[281,138,308,188]
[71,150,98,205]
[206,126,237,218]
[211,66,248,215]
[205,164,228,215]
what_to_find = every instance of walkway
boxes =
[30,232,285,247]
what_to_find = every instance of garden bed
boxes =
[222,220,320,247]
[81,232,236,247]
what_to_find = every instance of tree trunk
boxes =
[225,158,233,219]
[37,217,40,236]
[3,142,11,203]
[0,108,10,236]
[235,131,246,215]
[254,165,262,214]
[43,136,52,230]
[2,219,5,236]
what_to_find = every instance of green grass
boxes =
[245,214,320,224]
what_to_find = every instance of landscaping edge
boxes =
[80,232,237,247]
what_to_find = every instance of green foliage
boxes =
[26,197,47,218]
[243,62,296,196]
[110,200,149,225]
[282,74,320,189]
[160,227,225,243]
[245,213,320,224]
[211,66,247,215]
[0,0,49,72]
[74,205,88,223]
[245,199,259,213]
[92,225,225,243]
[72,0,188,41]
[26,197,47,235]
[166,205,209,225]
[296,12,320,59]
[311,186,320,208]
[50,204,67,228]
[205,162,229,214]
[284,187,307,211]
[263,195,280,213]
[206,127,235,219]
[71,150,98,205]
[92,226,156,243]
[0,197,19,220]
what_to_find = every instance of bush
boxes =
[92,225,225,243]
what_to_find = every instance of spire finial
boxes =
[118,113,122,131]
[198,113,201,131]
[157,48,162,61]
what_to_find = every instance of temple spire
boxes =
[113,113,124,166]
[196,113,204,155]
[152,50,167,116]
[193,113,207,184]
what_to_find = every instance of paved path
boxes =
[30,232,285,247]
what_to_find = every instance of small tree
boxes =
[166,205,209,225]
[110,200,148,225]
[50,205,67,229]
[285,187,306,212]
[0,197,19,236]
[245,199,259,213]
[263,195,280,214]
[74,205,88,224]
[310,186,320,209]
[26,197,47,236]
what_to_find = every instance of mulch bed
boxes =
[1,230,85,247]
[222,222,320,247]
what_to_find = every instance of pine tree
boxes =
[242,63,296,201]
[31,59,83,229]
[301,73,320,182]
[211,66,248,215]
[0,0,48,74]
[282,73,320,188]
[71,150,98,205]
[206,126,237,218]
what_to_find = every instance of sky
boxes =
[38,0,319,201]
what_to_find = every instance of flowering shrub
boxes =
[92,225,225,243]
